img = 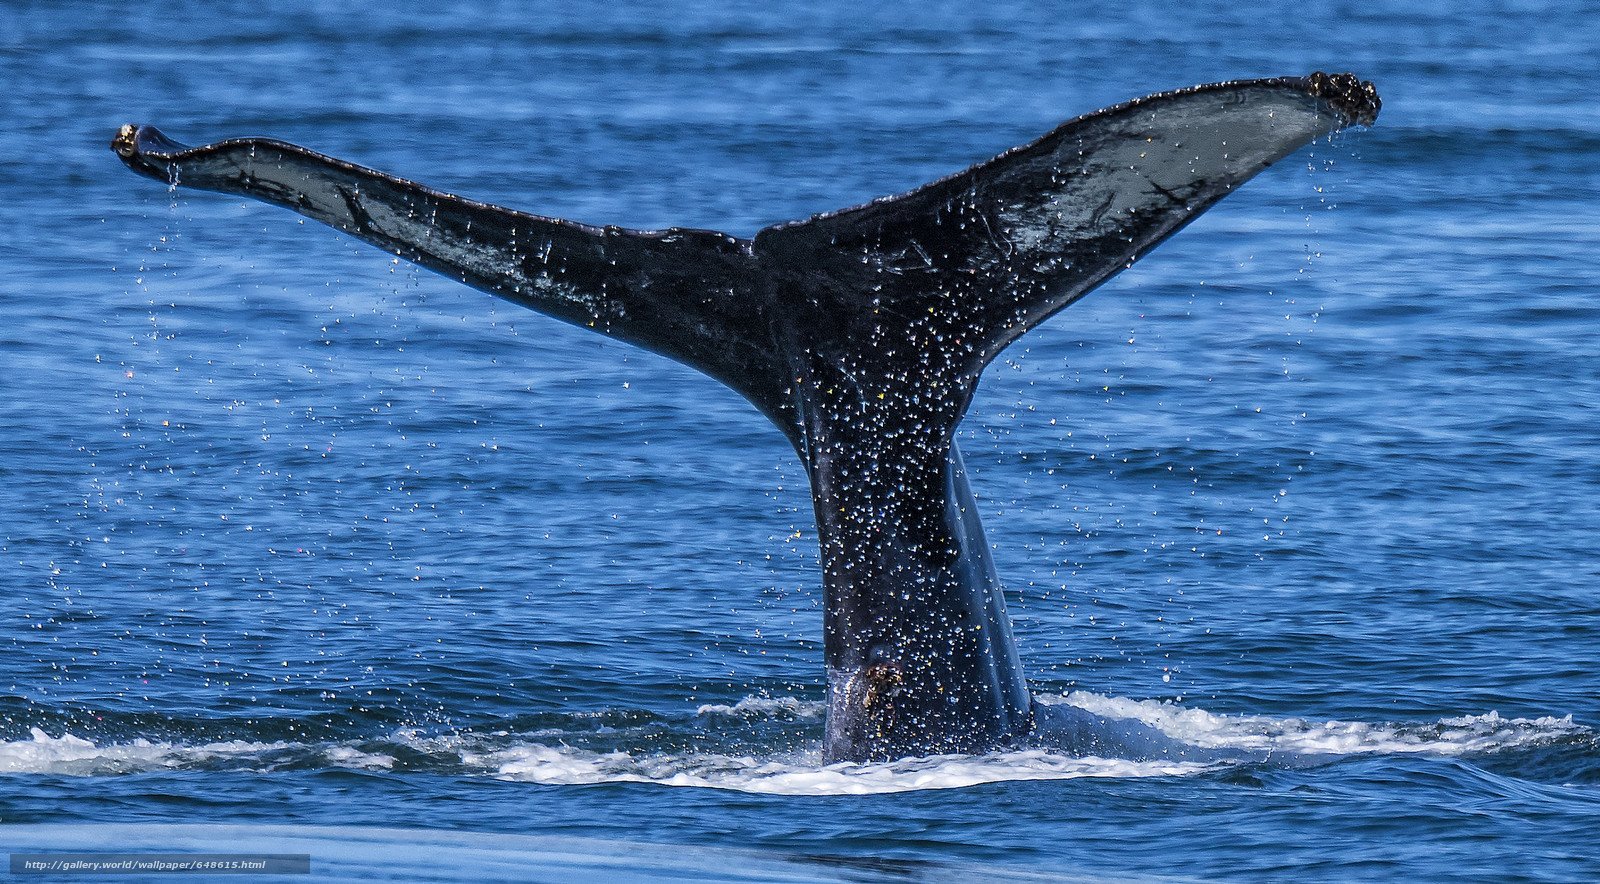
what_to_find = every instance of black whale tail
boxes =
[113,73,1378,762]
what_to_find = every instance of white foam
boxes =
[322,745,397,770]
[694,696,825,719]
[1038,691,1588,756]
[473,743,1206,795]
[0,727,290,776]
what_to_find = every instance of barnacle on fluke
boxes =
[1307,70,1382,126]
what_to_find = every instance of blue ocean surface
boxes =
[3,1,1598,879]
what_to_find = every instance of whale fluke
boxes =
[114,73,1378,761]
[112,123,789,419]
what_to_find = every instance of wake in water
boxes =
[3,693,1587,796]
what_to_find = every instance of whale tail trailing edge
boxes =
[113,73,1378,761]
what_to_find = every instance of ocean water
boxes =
[3,0,1598,879]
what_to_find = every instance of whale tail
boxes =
[114,73,1378,760]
